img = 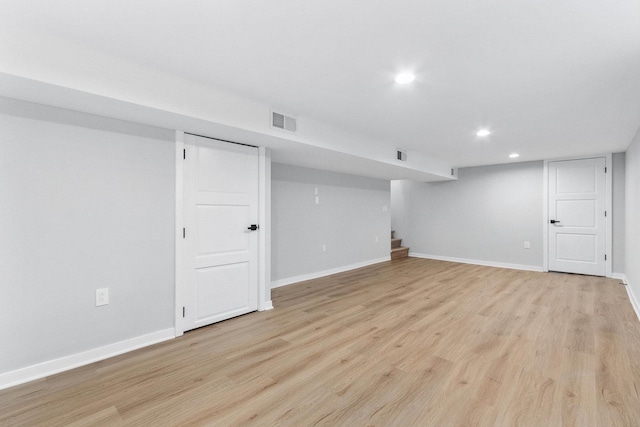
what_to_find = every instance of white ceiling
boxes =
[2,0,640,169]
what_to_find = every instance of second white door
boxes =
[548,157,606,276]
[182,134,259,332]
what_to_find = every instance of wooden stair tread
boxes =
[390,230,408,259]
[391,246,410,260]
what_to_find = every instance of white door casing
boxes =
[546,157,608,276]
[178,133,260,333]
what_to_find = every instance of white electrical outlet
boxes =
[322,244,327,252]
[524,241,531,249]
[375,236,379,242]
[96,288,109,306]
[315,196,320,204]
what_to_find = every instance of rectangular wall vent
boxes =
[396,149,407,162]
[271,111,297,132]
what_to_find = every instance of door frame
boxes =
[542,153,612,277]
[173,131,272,337]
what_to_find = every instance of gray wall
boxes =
[271,164,390,284]
[391,161,544,269]
[0,98,175,374]
[393,156,627,273]
[625,129,640,305]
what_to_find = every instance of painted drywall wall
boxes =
[391,161,544,269]
[612,152,625,275]
[393,157,627,273]
[625,129,640,312]
[271,164,390,286]
[0,98,175,376]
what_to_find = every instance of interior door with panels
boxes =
[548,157,606,276]
[182,134,259,332]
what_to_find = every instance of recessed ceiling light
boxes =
[509,153,520,158]
[395,72,415,84]
[476,129,491,137]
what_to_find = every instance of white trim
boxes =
[613,273,640,322]
[612,272,627,282]
[410,252,544,272]
[0,329,175,391]
[258,146,271,311]
[605,153,613,277]
[271,257,391,289]
[542,154,612,277]
[625,286,640,323]
[543,160,549,272]
[174,131,185,337]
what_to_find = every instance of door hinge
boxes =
[605,210,607,217]
[605,254,607,261]
[604,167,607,173]
[183,148,186,159]
[183,228,186,238]
[182,306,186,317]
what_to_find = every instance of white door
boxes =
[181,134,259,332]
[548,157,606,276]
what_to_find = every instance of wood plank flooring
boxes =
[2,258,639,426]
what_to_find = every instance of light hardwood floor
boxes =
[2,258,640,426]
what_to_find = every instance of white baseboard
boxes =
[613,273,640,322]
[409,252,544,273]
[0,328,175,391]
[259,300,274,311]
[612,272,627,282]
[271,256,391,289]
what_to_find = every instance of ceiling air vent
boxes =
[396,149,407,162]
[271,111,297,132]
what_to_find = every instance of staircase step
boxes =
[391,230,395,239]
[391,246,409,260]
[391,238,402,249]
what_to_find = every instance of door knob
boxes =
[550,219,560,224]
[247,224,259,231]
